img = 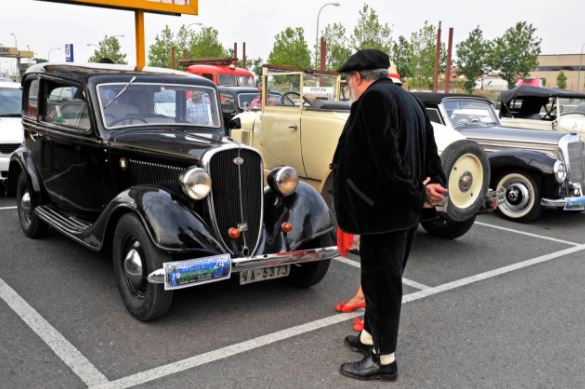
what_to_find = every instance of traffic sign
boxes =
[65,44,74,62]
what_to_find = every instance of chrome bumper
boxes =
[147,246,339,284]
[541,196,585,210]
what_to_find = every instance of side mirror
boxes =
[229,117,241,130]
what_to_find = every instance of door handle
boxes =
[29,131,40,142]
[288,124,298,130]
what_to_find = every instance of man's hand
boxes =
[422,177,448,208]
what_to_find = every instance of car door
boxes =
[35,77,114,217]
[260,72,306,176]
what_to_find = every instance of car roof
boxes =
[501,86,585,105]
[186,64,254,77]
[23,63,213,86]
[218,86,258,93]
[411,92,492,107]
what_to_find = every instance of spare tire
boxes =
[438,139,490,222]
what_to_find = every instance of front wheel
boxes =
[496,172,542,222]
[112,213,173,321]
[287,259,331,288]
[421,215,476,240]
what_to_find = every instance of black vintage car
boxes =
[415,93,585,222]
[7,64,337,321]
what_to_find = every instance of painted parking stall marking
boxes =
[0,206,17,211]
[475,221,581,246]
[0,276,108,387]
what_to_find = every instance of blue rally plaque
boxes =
[163,254,231,290]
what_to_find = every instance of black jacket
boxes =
[332,78,445,234]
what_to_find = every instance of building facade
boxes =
[531,54,585,91]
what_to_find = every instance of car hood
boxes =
[107,129,231,163]
[458,125,567,146]
[0,117,24,144]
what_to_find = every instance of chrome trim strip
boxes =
[201,143,265,256]
[128,159,186,173]
[147,246,339,284]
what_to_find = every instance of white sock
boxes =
[380,353,396,365]
[359,329,373,346]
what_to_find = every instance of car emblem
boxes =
[238,222,248,231]
[233,156,244,165]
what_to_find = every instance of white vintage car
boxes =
[0,81,23,187]
[229,66,496,239]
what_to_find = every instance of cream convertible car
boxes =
[229,66,497,239]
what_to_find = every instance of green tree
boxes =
[350,3,392,53]
[408,21,444,90]
[557,70,567,89]
[250,57,264,79]
[148,25,175,68]
[392,35,413,80]
[456,26,492,93]
[489,21,542,89]
[268,27,312,68]
[88,35,127,64]
[321,22,352,70]
[188,26,228,58]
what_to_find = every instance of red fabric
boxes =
[337,227,354,257]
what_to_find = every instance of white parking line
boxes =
[0,277,109,387]
[334,256,430,290]
[0,206,17,211]
[94,244,585,389]
[475,221,581,246]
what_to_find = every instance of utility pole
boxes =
[433,21,442,92]
[444,27,454,93]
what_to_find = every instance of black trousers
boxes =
[361,227,417,355]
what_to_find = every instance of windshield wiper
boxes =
[103,76,137,110]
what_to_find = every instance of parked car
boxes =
[218,86,282,129]
[415,92,585,222]
[7,63,337,321]
[0,81,23,188]
[231,66,497,240]
[499,86,585,136]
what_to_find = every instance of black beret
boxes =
[337,49,390,73]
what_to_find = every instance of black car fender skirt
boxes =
[7,149,43,199]
[488,150,555,180]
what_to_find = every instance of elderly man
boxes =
[332,49,448,381]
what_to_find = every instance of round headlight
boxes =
[181,167,212,200]
[554,160,567,183]
[268,167,299,197]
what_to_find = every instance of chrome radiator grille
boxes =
[130,159,187,195]
[567,141,585,186]
[206,147,263,255]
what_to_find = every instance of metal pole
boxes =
[444,27,453,93]
[577,43,585,92]
[242,42,247,69]
[135,10,145,71]
[433,21,442,92]
[315,3,339,69]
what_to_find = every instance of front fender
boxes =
[93,186,224,254]
[262,181,335,252]
[488,150,556,181]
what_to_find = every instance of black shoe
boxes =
[344,335,371,355]
[340,354,398,381]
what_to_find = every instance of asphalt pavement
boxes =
[1,195,584,389]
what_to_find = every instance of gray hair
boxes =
[357,68,388,81]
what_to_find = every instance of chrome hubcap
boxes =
[21,192,31,214]
[458,172,474,192]
[505,183,530,211]
[124,241,145,293]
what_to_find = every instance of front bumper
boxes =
[147,246,339,284]
[541,195,585,210]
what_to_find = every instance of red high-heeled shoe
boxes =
[352,318,364,332]
[335,299,366,313]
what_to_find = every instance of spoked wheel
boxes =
[113,213,173,321]
[496,172,542,222]
[16,172,47,238]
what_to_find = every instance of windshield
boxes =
[443,99,499,128]
[237,92,281,110]
[97,83,221,130]
[0,87,22,116]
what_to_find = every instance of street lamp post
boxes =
[315,2,340,69]
[10,33,19,78]
[48,47,61,62]
[577,43,585,92]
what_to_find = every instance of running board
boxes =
[35,205,92,234]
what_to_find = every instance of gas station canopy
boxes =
[37,0,198,16]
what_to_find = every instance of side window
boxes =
[43,81,90,131]
[266,73,301,107]
[426,108,443,125]
[24,79,39,118]
[202,73,214,81]
[220,93,235,112]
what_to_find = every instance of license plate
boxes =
[163,254,231,290]
[564,196,585,211]
[239,265,291,285]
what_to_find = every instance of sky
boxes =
[0,0,583,76]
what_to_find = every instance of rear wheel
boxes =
[113,213,173,321]
[421,215,476,240]
[16,172,48,238]
[496,172,542,222]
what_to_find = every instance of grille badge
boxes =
[238,222,248,231]
[233,156,244,165]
